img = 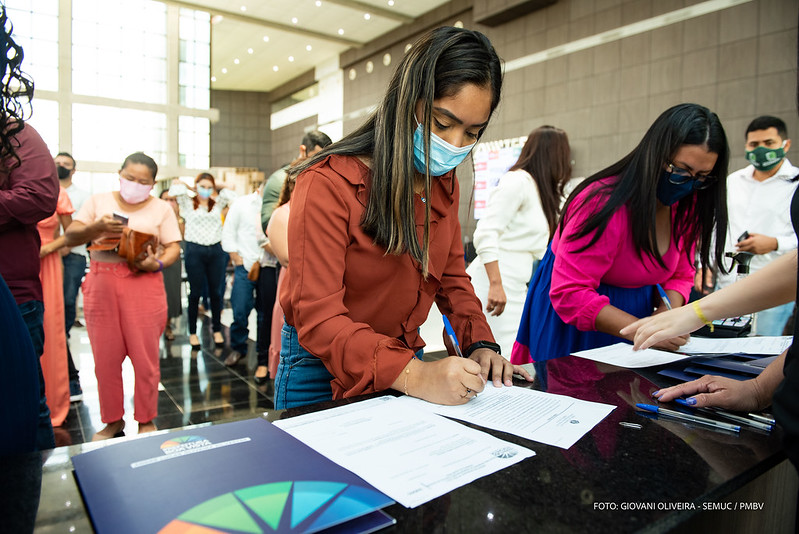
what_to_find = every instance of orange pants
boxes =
[83,262,166,424]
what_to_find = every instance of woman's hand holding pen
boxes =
[469,348,533,387]
[401,357,486,405]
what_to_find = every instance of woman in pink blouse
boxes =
[513,104,730,388]
[66,152,181,439]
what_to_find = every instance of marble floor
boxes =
[56,311,274,447]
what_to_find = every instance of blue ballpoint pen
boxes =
[655,283,672,310]
[441,315,465,358]
[636,403,740,432]
[674,399,773,432]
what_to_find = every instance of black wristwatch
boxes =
[465,340,501,357]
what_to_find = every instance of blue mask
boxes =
[656,169,694,206]
[412,121,475,176]
[197,186,213,199]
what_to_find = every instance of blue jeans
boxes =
[18,300,55,450]
[754,302,795,336]
[230,265,261,355]
[274,324,334,409]
[61,253,86,336]
[184,241,227,334]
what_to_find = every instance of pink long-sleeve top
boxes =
[550,179,696,332]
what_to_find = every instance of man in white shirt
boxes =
[716,115,799,335]
[55,152,90,401]
[221,183,277,381]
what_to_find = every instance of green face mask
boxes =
[746,143,785,171]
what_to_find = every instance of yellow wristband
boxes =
[692,301,714,332]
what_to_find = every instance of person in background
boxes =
[159,189,184,341]
[221,181,275,379]
[265,174,296,381]
[0,6,58,450]
[260,130,332,232]
[466,125,576,358]
[276,27,531,410]
[66,152,181,439]
[169,173,235,350]
[55,151,89,402]
[37,185,74,429]
[714,115,798,335]
[512,104,730,388]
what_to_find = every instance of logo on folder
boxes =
[159,480,389,533]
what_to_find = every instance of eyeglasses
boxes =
[666,163,717,190]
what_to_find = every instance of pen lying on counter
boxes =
[674,399,773,432]
[636,403,741,433]
[747,412,776,425]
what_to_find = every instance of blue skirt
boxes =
[514,246,655,364]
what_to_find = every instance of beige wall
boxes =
[337,0,798,237]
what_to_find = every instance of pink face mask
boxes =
[119,177,153,204]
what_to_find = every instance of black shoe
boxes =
[253,373,269,386]
[224,351,244,367]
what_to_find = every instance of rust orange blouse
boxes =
[282,154,495,399]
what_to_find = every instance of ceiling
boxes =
[169,0,452,93]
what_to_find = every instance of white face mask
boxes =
[119,177,153,204]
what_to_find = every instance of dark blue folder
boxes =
[72,418,394,533]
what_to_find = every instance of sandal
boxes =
[213,331,225,345]
[92,420,125,441]
[189,334,201,349]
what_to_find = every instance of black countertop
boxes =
[26,356,790,533]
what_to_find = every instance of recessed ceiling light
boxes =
[388,0,394,5]
[263,35,270,42]
[292,17,298,24]
[315,0,321,5]
[288,56,294,62]
[233,58,240,64]
[306,45,312,52]
[337,28,344,35]
[211,76,216,82]
[221,68,228,74]
[240,5,246,11]
[364,13,370,20]
[247,48,253,54]
[211,14,224,24]
[273,65,279,71]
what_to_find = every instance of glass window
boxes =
[5,1,59,92]
[27,99,58,155]
[73,103,166,165]
[72,0,167,104]
[178,116,209,170]
[178,9,210,110]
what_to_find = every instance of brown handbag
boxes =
[247,261,261,282]
[88,228,159,271]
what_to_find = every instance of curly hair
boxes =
[0,7,34,177]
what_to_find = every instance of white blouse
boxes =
[169,183,236,246]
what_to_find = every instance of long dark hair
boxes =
[559,103,729,273]
[0,7,34,178]
[292,27,502,275]
[509,125,572,239]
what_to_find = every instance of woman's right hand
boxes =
[485,281,507,316]
[620,306,703,350]
[93,215,125,236]
[409,357,485,405]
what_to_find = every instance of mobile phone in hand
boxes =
[737,230,749,242]
[113,212,129,226]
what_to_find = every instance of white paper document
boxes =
[396,384,614,449]
[573,342,689,368]
[274,397,534,509]
[679,336,793,355]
